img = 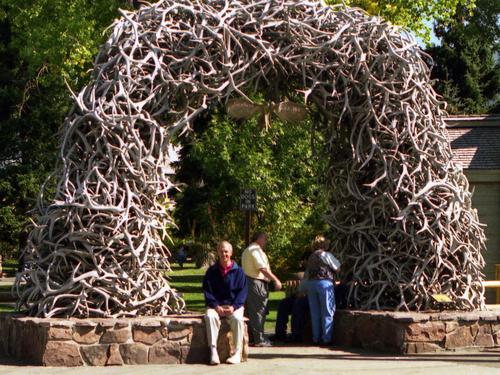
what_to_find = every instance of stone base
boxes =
[0,313,248,366]
[333,309,500,354]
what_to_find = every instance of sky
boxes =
[415,20,441,47]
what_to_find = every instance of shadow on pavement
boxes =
[249,347,500,364]
[0,356,30,366]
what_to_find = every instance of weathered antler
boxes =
[16,0,485,317]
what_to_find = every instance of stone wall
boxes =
[0,313,248,366]
[333,310,500,354]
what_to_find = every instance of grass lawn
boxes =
[0,262,286,333]
[0,304,15,312]
[0,257,19,311]
[0,260,17,312]
[2,259,18,277]
[0,284,14,292]
[0,286,16,313]
[170,263,285,333]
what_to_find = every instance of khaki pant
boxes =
[204,307,245,353]
[245,277,269,344]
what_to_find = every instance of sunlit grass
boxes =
[169,263,206,313]
[0,304,14,312]
[0,285,14,292]
[0,260,16,312]
[2,259,18,277]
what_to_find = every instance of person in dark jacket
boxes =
[203,241,248,365]
[305,236,340,345]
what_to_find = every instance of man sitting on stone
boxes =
[203,240,248,365]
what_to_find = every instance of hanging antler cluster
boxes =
[17,0,485,317]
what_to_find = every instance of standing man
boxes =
[176,245,187,268]
[203,241,247,365]
[241,232,282,347]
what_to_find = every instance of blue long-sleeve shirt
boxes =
[202,262,248,310]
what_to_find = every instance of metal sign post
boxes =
[240,189,256,246]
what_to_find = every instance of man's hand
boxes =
[223,305,235,315]
[215,305,226,317]
[215,305,234,317]
[273,279,282,291]
[260,267,282,291]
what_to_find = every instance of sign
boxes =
[431,294,452,303]
[240,189,256,211]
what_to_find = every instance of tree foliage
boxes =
[172,106,328,272]
[327,0,477,43]
[0,0,131,257]
[426,0,500,114]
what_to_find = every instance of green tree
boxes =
[328,0,477,43]
[426,0,500,114]
[0,0,133,258]
[172,105,328,273]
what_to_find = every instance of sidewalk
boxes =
[0,345,499,375]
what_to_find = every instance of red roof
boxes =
[445,116,500,170]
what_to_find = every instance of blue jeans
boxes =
[307,279,335,344]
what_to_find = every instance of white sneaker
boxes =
[226,351,241,364]
[210,348,220,365]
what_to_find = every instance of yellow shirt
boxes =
[241,243,270,281]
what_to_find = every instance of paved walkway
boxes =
[1,346,499,375]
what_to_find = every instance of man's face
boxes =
[218,243,233,264]
[257,235,267,250]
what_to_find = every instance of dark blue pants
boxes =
[275,295,309,341]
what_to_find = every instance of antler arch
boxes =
[17,0,485,317]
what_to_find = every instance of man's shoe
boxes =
[269,334,287,342]
[226,351,242,364]
[210,348,220,365]
[254,340,272,347]
[287,335,302,343]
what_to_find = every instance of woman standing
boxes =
[305,236,340,345]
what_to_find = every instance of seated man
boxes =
[203,241,248,365]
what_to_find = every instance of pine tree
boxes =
[427,0,500,114]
